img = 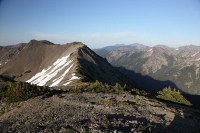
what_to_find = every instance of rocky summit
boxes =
[0,93,200,133]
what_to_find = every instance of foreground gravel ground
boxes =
[0,93,200,133]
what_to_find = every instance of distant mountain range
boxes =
[0,40,137,88]
[94,43,200,95]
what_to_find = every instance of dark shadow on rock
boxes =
[151,114,200,133]
[77,57,139,89]
[0,120,14,132]
[99,114,151,132]
[154,102,200,133]
[117,67,180,94]
[41,89,67,99]
[102,101,200,132]
[116,66,200,108]
[0,75,15,82]
[182,93,200,108]
[99,111,200,133]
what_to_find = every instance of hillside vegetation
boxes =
[156,87,192,106]
[66,80,126,93]
[0,82,49,103]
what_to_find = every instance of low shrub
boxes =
[0,82,49,103]
[156,87,192,106]
[68,80,126,93]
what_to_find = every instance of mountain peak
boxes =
[66,41,86,48]
[28,39,55,45]
[154,44,171,49]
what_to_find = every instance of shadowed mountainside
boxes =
[117,66,200,107]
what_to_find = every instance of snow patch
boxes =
[63,81,72,86]
[147,48,152,52]
[27,55,73,86]
[63,73,80,86]
[50,63,74,87]
[70,73,80,80]
[146,48,153,56]
[175,48,179,51]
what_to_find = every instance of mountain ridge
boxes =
[0,40,138,88]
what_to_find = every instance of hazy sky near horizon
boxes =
[0,0,200,48]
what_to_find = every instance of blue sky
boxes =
[0,0,200,48]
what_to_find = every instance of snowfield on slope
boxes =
[27,55,79,87]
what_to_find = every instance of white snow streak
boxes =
[63,73,80,86]
[175,48,179,51]
[63,81,72,86]
[27,55,72,86]
[70,73,80,80]
[147,48,152,52]
[50,63,74,87]
[146,48,153,56]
